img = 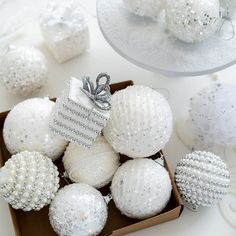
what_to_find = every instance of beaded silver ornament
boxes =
[175,151,230,210]
[0,151,59,211]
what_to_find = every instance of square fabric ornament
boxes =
[50,73,111,148]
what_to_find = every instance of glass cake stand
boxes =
[97,0,236,76]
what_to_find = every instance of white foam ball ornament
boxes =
[49,183,108,236]
[111,159,172,219]
[103,85,173,158]
[0,151,60,211]
[166,0,221,43]
[3,98,68,161]
[63,135,120,188]
[0,45,48,96]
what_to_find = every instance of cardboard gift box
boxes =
[0,80,183,236]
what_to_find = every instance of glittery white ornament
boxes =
[175,151,230,210]
[3,98,68,161]
[0,151,59,211]
[123,0,165,18]
[103,85,173,158]
[111,159,172,219]
[0,46,48,96]
[63,135,120,188]
[220,0,236,16]
[40,0,89,63]
[49,183,108,236]
[166,0,221,43]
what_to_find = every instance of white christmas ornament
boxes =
[3,98,68,161]
[49,183,108,236]
[63,135,120,188]
[111,158,172,219]
[103,85,173,158]
[40,0,89,63]
[175,151,230,210]
[166,0,221,43]
[0,45,48,96]
[0,151,59,211]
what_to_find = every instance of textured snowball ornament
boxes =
[49,183,108,236]
[0,151,59,211]
[103,85,173,158]
[175,151,230,210]
[63,135,120,188]
[3,98,68,161]
[0,45,48,96]
[111,159,172,219]
[166,0,221,43]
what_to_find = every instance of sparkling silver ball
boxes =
[111,159,172,219]
[103,85,173,158]
[0,46,48,96]
[0,151,59,211]
[175,151,230,210]
[63,135,120,188]
[166,0,221,43]
[49,183,108,236]
[3,98,68,161]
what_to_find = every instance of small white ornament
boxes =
[0,45,48,96]
[166,0,221,43]
[175,151,230,210]
[0,151,59,211]
[111,158,172,219]
[220,0,236,16]
[40,0,89,63]
[63,135,120,188]
[49,183,108,236]
[3,98,68,161]
[103,85,173,158]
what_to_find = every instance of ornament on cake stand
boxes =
[0,151,59,211]
[3,97,68,161]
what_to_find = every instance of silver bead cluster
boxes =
[175,151,230,210]
[0,151,60,211]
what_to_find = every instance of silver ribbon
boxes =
[80,73,111,111]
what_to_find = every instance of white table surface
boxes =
[0,1,235,236]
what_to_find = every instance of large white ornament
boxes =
[0,46,48,96]
[3,98,68,161]
[0,151,59,211]
[63,135,120,188]
[111,159,172,219]
[103,85,173,158]
[49,183,108,236]
[175,151,230,210]
[166,0,221,43]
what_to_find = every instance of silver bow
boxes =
[80,73,111,111]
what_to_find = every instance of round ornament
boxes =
[166,0,221,43]
[3,98,68,161]
[111,158,172,219]
[0,151,59,211]
[63,135,120,188]
[175,151,230,210]
[103,85,173,158]
[49,183,108,236]
[0,45,48,96]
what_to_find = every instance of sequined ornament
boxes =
[175,151,230,210]
[166,0,221,43]
[111,159,172,219]
[220,0,236,16]
[49,183,108,236]
[123,0,165,18]
[0,151,59,211]
[103,85,173,158]
[3,98,68,161]
[40,0,89,63]
[0,45,48,96]
[63,135,120,188]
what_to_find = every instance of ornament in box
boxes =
[50,73,111,148]
[40,0,90,63]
